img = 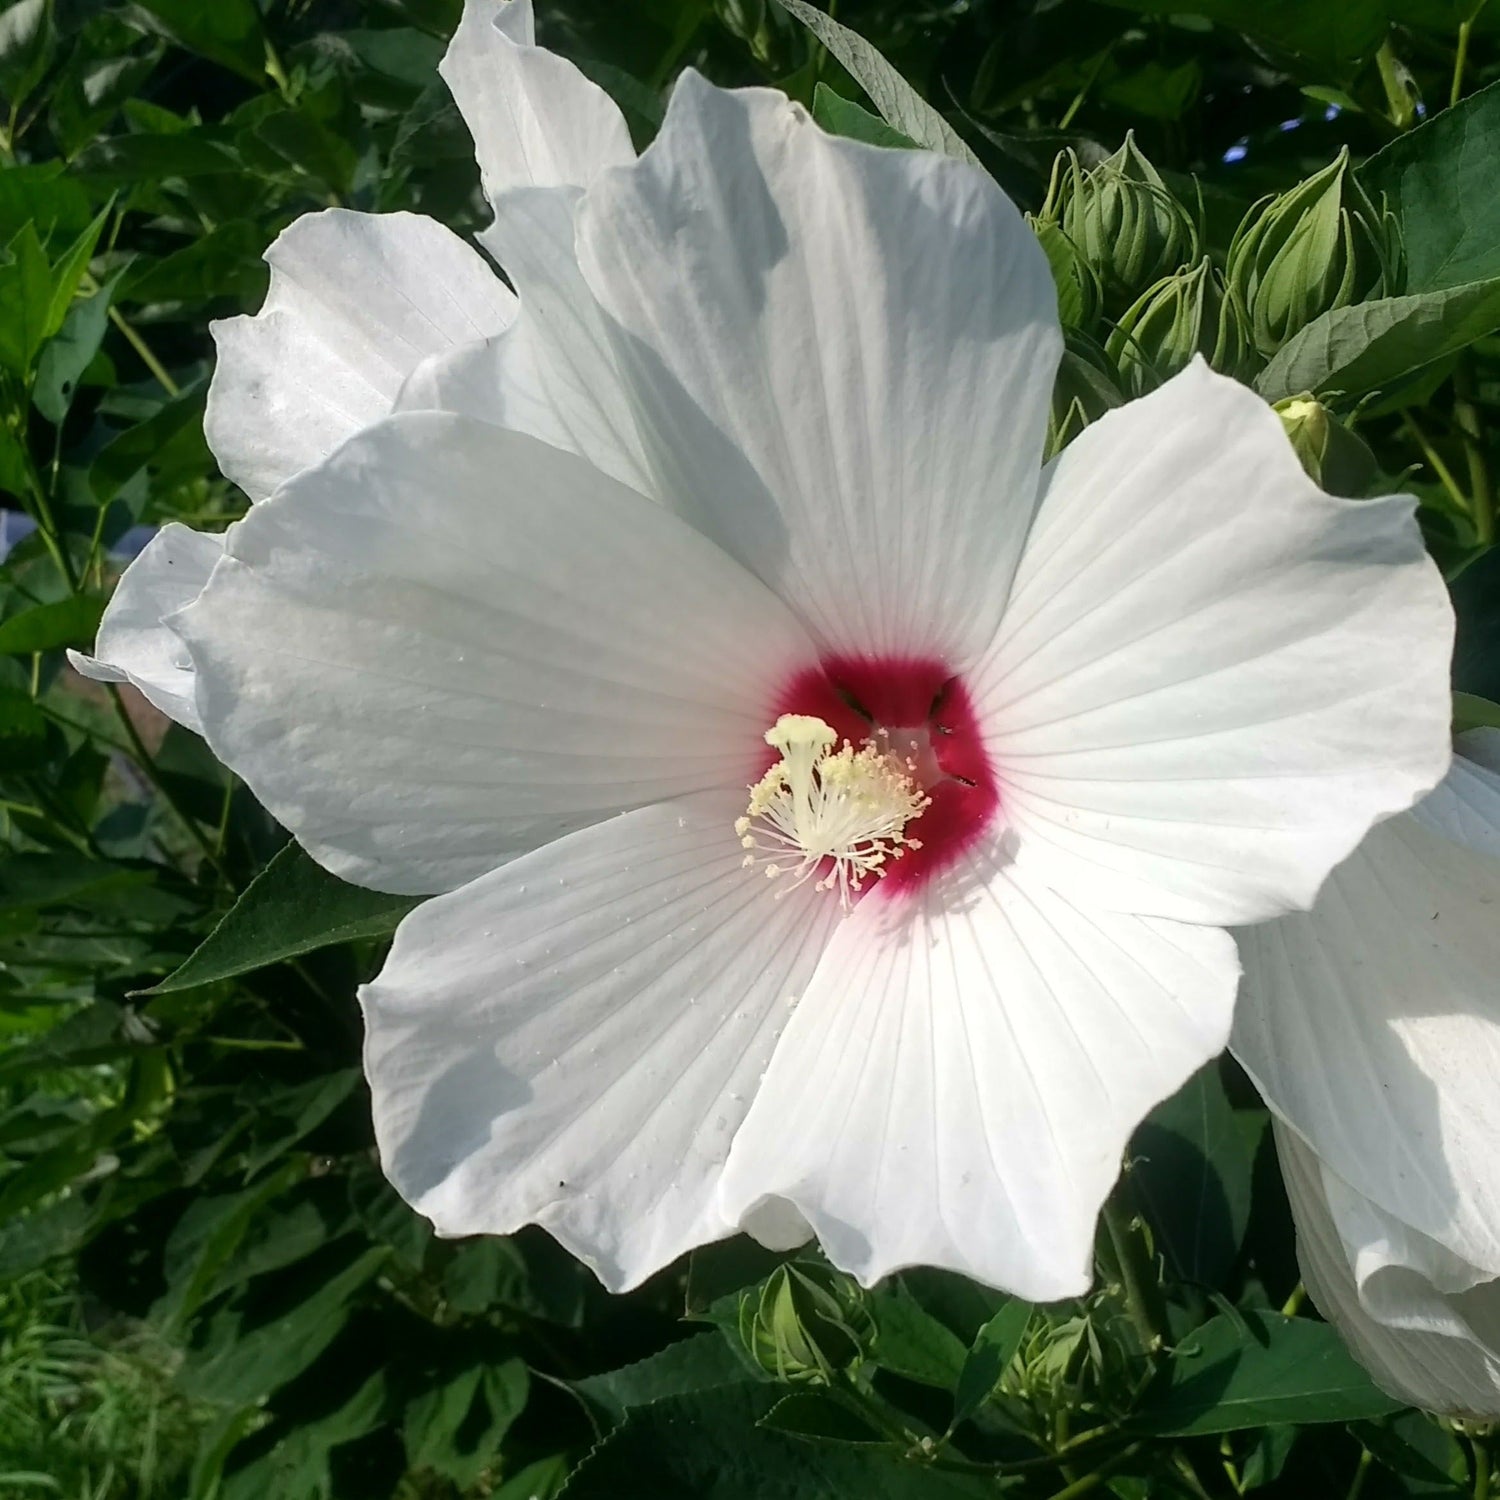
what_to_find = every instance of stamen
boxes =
[737,714,929,910]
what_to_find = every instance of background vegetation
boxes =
[1,0,1498,1496]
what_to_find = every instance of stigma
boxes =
[735,714,930,909]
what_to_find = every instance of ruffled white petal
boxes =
[970,360,1453,926]
[574,72,1061,663]
[1232,764,1500,1275]
[716,842,1239,1300]
[1278,1123,1500,1417]
[206,209,515,501]
[440,0,632,205]
[400,187,652,494]
[1414,729,1500,858]
[67,523,223,733]
[361,790,840,1291]
[174,413,818,896]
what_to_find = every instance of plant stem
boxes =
[1102,1197,1168,1354]
[1403,413,1471,518]
[1452,18,1473,106]
[1280,1282,1307,1318]
[1346,1447,1373,1500]
[106,306,180,397]
[1045,1444,1143,1500]
[1453,360,1494,547]
[106,684,232,886]
[1475,1435,1492,1500]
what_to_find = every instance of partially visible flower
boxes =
[1227,147,1402,357]
[1234,730,1500,1415]
[1105,257,1250,398]
[74,1,1454,1300]
[70,0,635,713]
[1038,134,1197,312]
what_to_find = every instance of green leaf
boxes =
[1362,77,1500,293]
[145,842,418,995]
[562,1384,995,1499]
[0,595,104,654]
[178,1243,388,1406]
[404,1353,528,1486]
[130,0,267,83]
[90,385,207,502]
[757,1389,892,1447]
[71,131,244,185]
[952,1300,1031,1427]
[0,223,56,377]
[0,684,50,772]
[1130,1309,1403,1435]
[1256,278,1500,402]
[771,0,979,166]
[252,110,358,196]
[1130,1062,1260,1287]
[867,1279,969,1388]
[1454,692,1500,733]
[0,0,53,112]
[34,273,119,424]
[576,1332,755,1427]
[1095,0,1387,67]
[119,222,267,306]
[811,84,917,150]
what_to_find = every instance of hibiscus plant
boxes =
[1,1,1499,1497]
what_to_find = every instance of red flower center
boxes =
[769,654,1000,896]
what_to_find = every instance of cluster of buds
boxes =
[1035,135,1199,318]
[737,1263,877,1385]
[1226,147,1403,356]
[1034,133,1398,476]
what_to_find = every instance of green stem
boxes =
[1453,360,1494,547]
[1475,1437,1491,1500]
[1059,46,1114,131]
[106,684,231,885]
[1046,1444,1144,1500]
[1346,1447,1374,1500]
[1403,414,1471,518]
[106,306,180,397]
[1102,1197,1168,1354]
[1452,18,1473,106]
[1280,1282,1307,1318]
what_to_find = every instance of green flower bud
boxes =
[737,1265,875,1385]
[1028,218,1102,331]
[1227,148,1403,356]
[1105,258,1250,398]
[1039,134,1198,312]
[1047,331,1123,458]
[1273,394,1379,497]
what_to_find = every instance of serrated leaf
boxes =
[576,1332,755,1427]
[1362,76,1500,293]
[145,841,418,994]
[758,1389,892,1447]
[1130,1310,1403,1435]
[1256,278,1500,402]
[772,0,979,165]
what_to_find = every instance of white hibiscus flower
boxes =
[73,0,1454,1297]
[1234,729,1500,1416]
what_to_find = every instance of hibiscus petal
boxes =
[175,412,818,895]
[717,844,1238,1299]
[574,72,1061,663]
[1232,785,1500,1276]
[440,0,632,206]
[1416,729,1500,858]
[67,524,223,732]
[360,790,840,1291]
[206,209,515,500]
[400,186,653,494]
[1277,1123,1500,1417]
[971,360,1452,926]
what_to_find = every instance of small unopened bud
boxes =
[1105,258,1250,398]
[1228,148,1402,356]
[1038,134,1198,313]
[1029,218,1102,331]
[1273,394,1379,497]
[737,1264,875,1385]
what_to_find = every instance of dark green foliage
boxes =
[0,1,1497,1497]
